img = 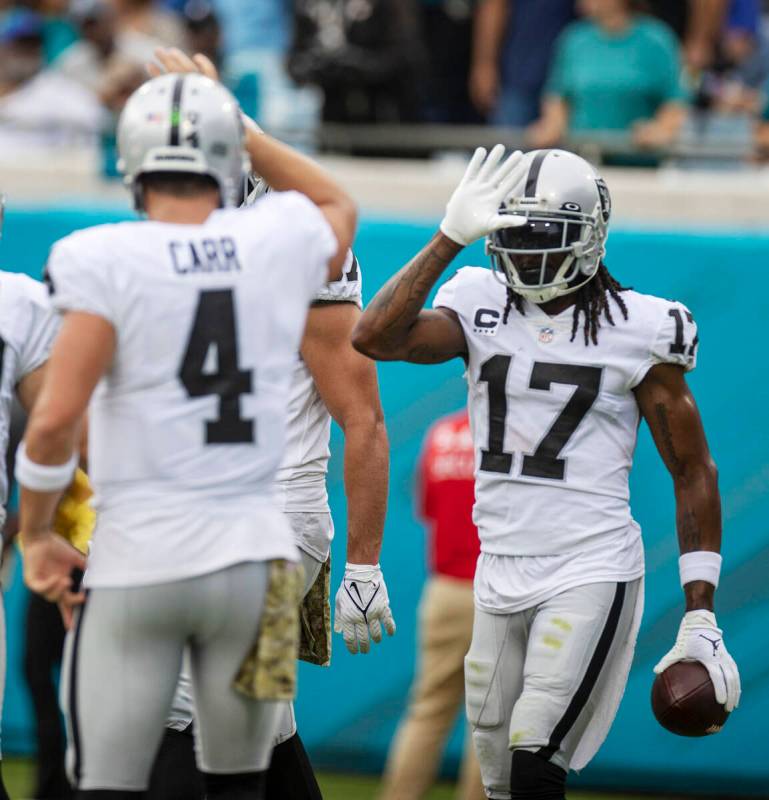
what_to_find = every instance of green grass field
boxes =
[3,757,668,800]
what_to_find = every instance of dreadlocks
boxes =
[501,263,630,346]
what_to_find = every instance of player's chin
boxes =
[515,258,557,286]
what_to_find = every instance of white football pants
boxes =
[465,579,643,800]
[60,561,281,791]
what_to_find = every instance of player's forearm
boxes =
[243,127,357,273]
[19,487,66,541]
[342,414,390,565]
[353,232,462,359]
[19,414,81,537]
[24,408,81,469]
[674,459,721,611]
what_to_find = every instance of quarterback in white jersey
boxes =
[0,256,60,800]
[16,64,357,798]
[145,52,392,800]
[354,147,740,799]
[164,247,393,800]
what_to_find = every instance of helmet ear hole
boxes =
[132,183,145,214]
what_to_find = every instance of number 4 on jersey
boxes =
[179,289,255,444]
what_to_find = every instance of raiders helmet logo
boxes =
[596,178,611,223]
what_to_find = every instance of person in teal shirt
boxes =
[528,0,687,151]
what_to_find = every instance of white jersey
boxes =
[434,267,698,610]
[272,251,362,560]
[0,271,60,518]
[46,191,336,588]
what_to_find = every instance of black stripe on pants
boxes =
[538,582,627,761]
[69,594,90,788]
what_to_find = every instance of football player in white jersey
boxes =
[158,251,393,800]
[15,67,357,799]
[0,198,61,800]
[353,147,740,799]
[143,50,393,800]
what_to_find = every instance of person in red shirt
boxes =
[380,409,484,800]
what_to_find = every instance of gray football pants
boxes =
[60,561,280,792]
[168,548,323,745]
[465,579,643,800]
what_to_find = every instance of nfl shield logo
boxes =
[539,327,555,344]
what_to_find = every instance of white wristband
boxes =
[344,562,381,579]
[15,442,78,493]
[679,551,722,589]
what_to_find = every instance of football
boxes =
[651,661,729,737]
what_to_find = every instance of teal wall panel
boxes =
[1,208,767,795]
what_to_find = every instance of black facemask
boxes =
[493,219,582,251]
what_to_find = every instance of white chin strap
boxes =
[514,284,566,304]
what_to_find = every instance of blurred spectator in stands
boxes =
[287,0,424,127]
[528,0,687,150]
[111,0,187,50]
[420,0,483,124]
[696,0,769,114]
[645,0,728,74]
[35,0,79,64]
[210,0,289,61]
[98,57,146,115]
[469,0,575,126]
[181,0,221,68]
[0,8,104,155]
[753,91,769,155]
[54,0,158,94]
[380,409,483,800]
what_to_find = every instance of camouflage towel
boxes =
[299,555,331,666]
[232,559,305,701]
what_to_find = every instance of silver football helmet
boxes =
[487,149,611,304]
[117,72,249,209]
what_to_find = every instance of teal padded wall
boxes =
[1,206,766,795]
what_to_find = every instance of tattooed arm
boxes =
[352,232,468,363]
[354,145,528,363]
[634,363,721,611]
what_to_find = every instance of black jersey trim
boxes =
[169,76,185,147]
[524,151,549,197]
[537,582,627,760]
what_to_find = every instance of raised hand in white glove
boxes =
[654,610,741,712]
[334,563,396,655]
[440,144,528,247]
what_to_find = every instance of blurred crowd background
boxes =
[4,0,769,166]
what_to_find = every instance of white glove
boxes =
[439,144,528,247]
[334,563,396,655]
[654,610,741,712]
